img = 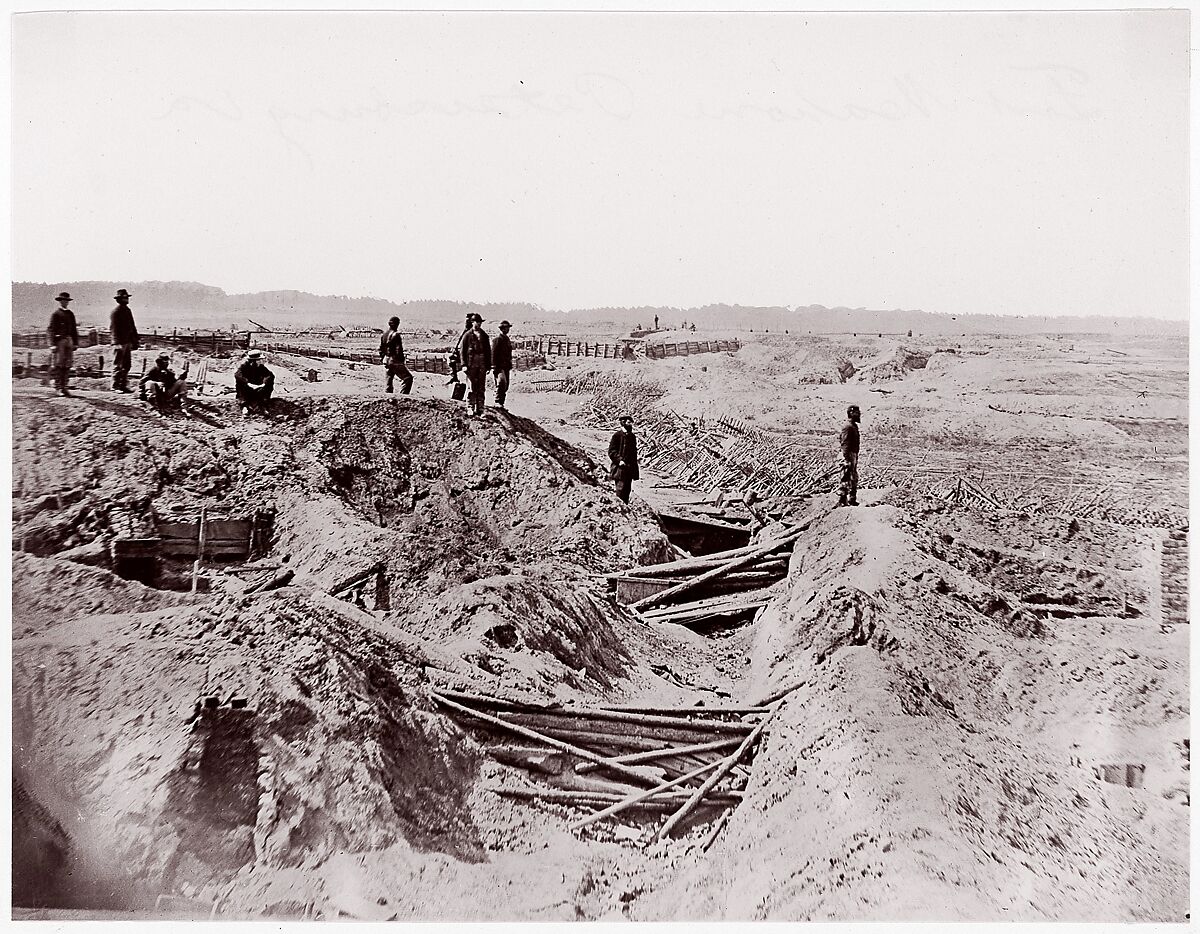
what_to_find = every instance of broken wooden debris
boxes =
[655,702,781,840]
[436,688,773,835]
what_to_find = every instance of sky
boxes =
[10,10,1190,318]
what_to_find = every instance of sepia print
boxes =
[10,9,1189,923]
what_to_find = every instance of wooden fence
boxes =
[513,338,637,359]
[644,339,741,359]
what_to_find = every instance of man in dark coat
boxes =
[110,288,139,392]
[608,414,639,503]
[491,320,513,409]
[235,350,275,414]
[140,352,189,410]
[379,316,414,394]
[461,313,491,416]
[47,291,80,396]
[837,404,861,507]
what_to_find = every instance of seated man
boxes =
[235,349,275,414]
[140,353,189,410]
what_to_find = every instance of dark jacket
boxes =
[140,364,178,394]
[462,328,491,371]
[839,420,860,457]
[48,308,79,346]
[491,332,513,372]
[608,429,640,481]
[380,329,405,363]
[110,304,139,347]
[235,360,274,391]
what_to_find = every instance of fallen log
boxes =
[494,787,741,806]
[499,713,748,746]
[610,537,795,580]
[432,693,662,788]
[436,689,755,733]
[574,737,741,774]
[631,528,803,612]
[571,758,725,830]
[655,703,781,840]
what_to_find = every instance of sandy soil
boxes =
[10,329,1188,921]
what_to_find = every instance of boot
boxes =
[836,494,847,508]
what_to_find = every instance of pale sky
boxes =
[11,10,1190,318]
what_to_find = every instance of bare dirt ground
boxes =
[11,328,1188,921]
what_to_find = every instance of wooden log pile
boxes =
[610,524,804,628]
[431,688,778,838]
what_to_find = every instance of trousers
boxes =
[466,366,487,414]
[839,453,859,504]
[494,369,510,406]
[113,343,134,390]
[385,362,414,394]
[51,339,74,391]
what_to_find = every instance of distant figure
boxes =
[608,415,639,504]
[461,313,491,416]
[379,315,414,394]
[837,405,861,507]
[47,291,80,397]
[690,323,696,332]
[110,288,139,393]
[235,349,275,415]
[654,314,659,330]
[140,353,189,410]
[492,319,513,409]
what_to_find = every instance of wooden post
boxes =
[191,507,208,594]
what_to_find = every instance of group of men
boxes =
[48,288,862,507]
[378,312,514,417]
[46,289,275,414]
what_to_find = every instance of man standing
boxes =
[837,404,861,507]
[461,313,491,416]
[654,314,659,330]
[140,353,189,410]
[47,291,80,396]
[379,316,414,394]
[492,319,513,409]
[608,415,639,504]
[110,288,139,393]
[235,349,275,415]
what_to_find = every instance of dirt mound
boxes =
[854,345,931,383]
[643,495,1187,921]
[12,588,485,908]
[12,552,196,635]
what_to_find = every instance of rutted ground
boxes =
[11,330,1188,921]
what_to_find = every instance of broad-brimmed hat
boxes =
[55,292,72,302]
[114,289,132,299]
[499,320,512,329]
[156,352,171,362]
[619,414,634,423]
[469,313,484,324]
[247,349,264,359]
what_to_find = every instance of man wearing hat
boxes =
[379,315,414,395]
[837,404,861,507]
[491,320,514,409]
[608,414,640,504]
[140,352,189,410]
[47,291,80,396]
[460,313,491,416]
[110,288,140,393]
[234,349,275,415]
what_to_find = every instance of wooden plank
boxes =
[631,527,804,611]
[571,758,725,830]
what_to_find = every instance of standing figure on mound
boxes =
[491,319,513,410]
[460,313,491,416]
[235,349,275,415]
[47,291,80,397]
[140,353,189,411]
[110,288,139,393]
[379,316,414,394]
[608,414,639,504]
[837,404,861,507]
